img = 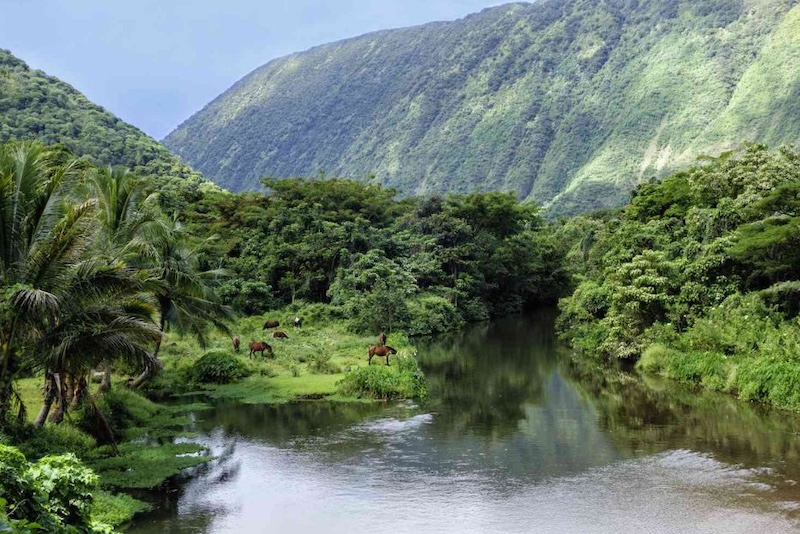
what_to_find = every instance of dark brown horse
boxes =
[377,331,387,346]
[272,331,289,339]
[249,340,273,358]
[263,320,280,329]
[368,345,397,366]
[232,336,241,353]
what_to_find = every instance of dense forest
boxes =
[557,143,800,410]
[180,176,569,334]
[0,139,568,531]
[166,0,800,216]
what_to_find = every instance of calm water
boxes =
[128,310,800,533]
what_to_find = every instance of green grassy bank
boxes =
[6,311,424,529]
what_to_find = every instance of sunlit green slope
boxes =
[164,0,800,215]
[0,49,211,198]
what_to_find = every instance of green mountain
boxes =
[0,49,211,201]
[164,0,800,215]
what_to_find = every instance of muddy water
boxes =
[128,310,800,533]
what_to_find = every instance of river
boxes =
[128,309,800,533]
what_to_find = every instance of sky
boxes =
[3,0,510,140]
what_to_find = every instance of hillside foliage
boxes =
[557,144,800,410]
[0,49,214,212]
[165,0,800,216]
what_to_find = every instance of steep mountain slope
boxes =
[0,49,211,202]
[165,0,800,215]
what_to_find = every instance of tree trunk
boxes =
[64,374,75,406]
[33,372,56,427]
[88,394,118,455]
[98,366,112,394]
[48,372,65,424]
[71,373,88,409]
[129,334,163,389]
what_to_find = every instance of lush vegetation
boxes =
[0,134,569,528]
[557,144,800,410]
[0,444,112,533]
[0,49,216,212]
[180,177,568,332]
[165,0,800,216]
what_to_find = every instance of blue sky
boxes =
[4,0,509,139]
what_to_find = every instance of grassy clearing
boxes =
[7,310,423,528]
[152,312,420,404]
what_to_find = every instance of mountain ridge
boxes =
[164,0,800,215]
[0,48,213,204]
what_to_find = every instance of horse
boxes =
[368,345,397,366]
[249,340,273,358]
[232,336,241,353]
[272,331,289,339]
[263,320,280,330]
[377,331,387,346]
[294,316,303,328]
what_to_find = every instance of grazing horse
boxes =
[272,331,289,339]
[377,331,387,346]
[368,345,397,366]
[263,320,280,330]
[232,336,241,353]
[249,340,273,358]
[294,316,303,328]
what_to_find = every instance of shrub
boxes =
[0,444,115,533]
[77,389,160,443]
[187,350,251,385]
[406,294,464,336]
[308,352,337,374]
[337,355,426,400]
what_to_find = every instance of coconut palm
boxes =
[86,166,162,391]
[129,217,233,388]
[0,142,160,425]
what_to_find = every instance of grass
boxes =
[153,312,420,404]
[88,442,211,489]
[7,309,423,528]
[91,490,151,527]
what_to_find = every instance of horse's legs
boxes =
[385,354,390,366]
[368,353,373,365]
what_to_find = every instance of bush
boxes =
[308,352,337,374]
[0,444,114,533]
[337,355,426,400]
[187,350,251,384]
[406,294,464,336]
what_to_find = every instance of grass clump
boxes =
[89,442,210,489]
[91,490,150,527]
[337,355,427,400]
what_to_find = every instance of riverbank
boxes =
[6,312,423,530]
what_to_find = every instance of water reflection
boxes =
[127,309,800,533]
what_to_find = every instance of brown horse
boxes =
[232,336,241,353]
[368,345,397,366]
[272,331,289,339]
[249,340,273,358]
[263,320,280,329]
[377,331,387,346]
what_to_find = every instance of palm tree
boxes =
[32,260,161,426]
[86,166,161,391]
[129,217,233,388]
[0,142,160,425]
